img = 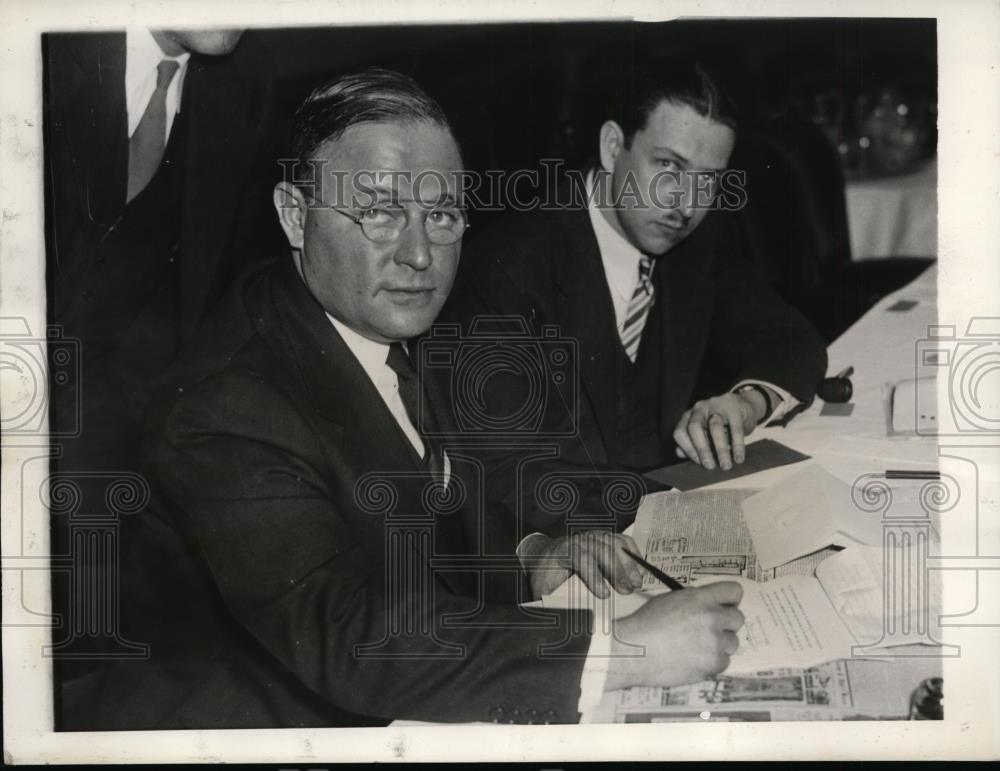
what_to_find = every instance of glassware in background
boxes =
[788,67,936,179]
[855,86,932,176]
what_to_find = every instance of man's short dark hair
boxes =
[291,67,453,165]
[613,57,739,147]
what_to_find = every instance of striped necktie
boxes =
[127,59,180,203]
[620,254,655,362]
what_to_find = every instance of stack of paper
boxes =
[741,464,883,570]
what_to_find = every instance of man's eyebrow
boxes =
[429,192,459,207]
[394,192,461,207]
[651,147,690,165]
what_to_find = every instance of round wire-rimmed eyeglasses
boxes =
[305,193,470,246]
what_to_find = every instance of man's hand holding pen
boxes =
[523,533,747,689]
[605,581,746,690]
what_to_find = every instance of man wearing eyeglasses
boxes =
[89,68,746,730]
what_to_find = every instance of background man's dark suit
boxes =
[43,32,286,680]
[85,258,594,729]
[440,205,828,535]
[44,31,285,470]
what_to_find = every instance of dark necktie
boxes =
[127,59,180,203]
[386,343,444,475]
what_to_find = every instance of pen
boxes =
[884,470,941,480]
[622,548,686,591]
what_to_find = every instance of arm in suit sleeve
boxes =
[150,372,593,724]
[704,214,828,405]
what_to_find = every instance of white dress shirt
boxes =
[125,28,191,143]
[327,315,427,457]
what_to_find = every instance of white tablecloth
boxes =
[845,159,937,259]
[733,263,938,488]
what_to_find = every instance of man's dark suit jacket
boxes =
[439,205,828,535]
[44,31,283,336]
[43,31,285,469]
[86,258,594,730]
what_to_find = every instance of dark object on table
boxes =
[909,677,943,720]
[884,470,940,481]
[817,375,853,403]
[644,439,811,491]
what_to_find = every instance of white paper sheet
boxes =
[741,464,883,569]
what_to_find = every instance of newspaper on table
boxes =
[631,488,943,648]
[572,487,943,722]
[629,488,832,587]
[584,657,940,723]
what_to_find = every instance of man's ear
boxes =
[599,120,625,174]
[273,182,307,250]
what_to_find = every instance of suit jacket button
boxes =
[83,290,94,302]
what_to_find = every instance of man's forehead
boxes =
[634,99,735,166]
[312,120,462,201]
[316,120,462,173]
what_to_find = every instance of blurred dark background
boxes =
[253,17,937,340]
[257,18,935,172]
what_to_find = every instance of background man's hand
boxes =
[672,388,771,470]
[520,531,644,599]
[605,581,745,690]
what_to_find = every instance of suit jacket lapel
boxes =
[263,260,415,476]
[550,208,619,462]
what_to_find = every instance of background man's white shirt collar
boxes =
[125,27,191,141]
[586,171,653,333]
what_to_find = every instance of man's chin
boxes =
[635,234,678,256]
[638,225,694,255]
[379,312,440,342]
